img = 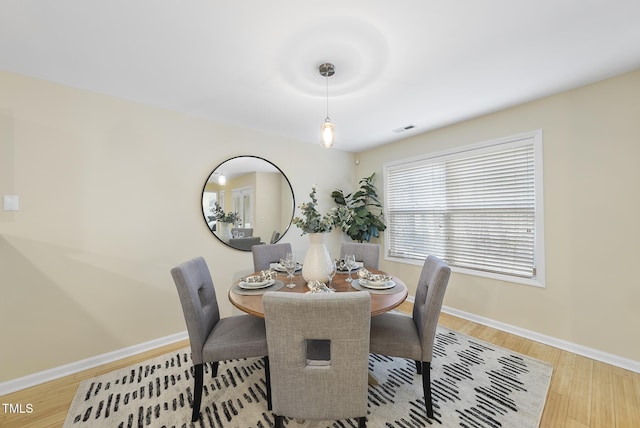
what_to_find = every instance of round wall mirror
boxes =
[201,156,295,251]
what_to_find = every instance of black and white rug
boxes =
[64,326,552,427]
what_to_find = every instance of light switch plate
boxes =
[3,195,19,211]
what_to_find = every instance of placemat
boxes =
[230,280,285,295]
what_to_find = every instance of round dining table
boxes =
[228,268,408,318]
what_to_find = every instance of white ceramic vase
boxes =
[218,222,232,239]
[301,233,333,283]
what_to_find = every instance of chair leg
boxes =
[211,361,219,377]
[415,360,422,374]
[192,363,204,422]
[263,356,272,410]
[358,416,367,427]
[274,415,284,428]
[422,361,434,418]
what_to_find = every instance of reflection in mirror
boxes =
[202,156,295,251]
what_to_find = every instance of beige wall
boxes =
[255,171,284,241]
[0,71,355,382]
[357,69,640,363]
[2,67,639,384]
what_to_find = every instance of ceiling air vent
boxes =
[392,124,416,133]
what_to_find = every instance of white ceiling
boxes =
[2,1,640,152]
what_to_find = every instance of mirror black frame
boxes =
[201,155,295,251]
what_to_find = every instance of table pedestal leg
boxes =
[368,372,379,386]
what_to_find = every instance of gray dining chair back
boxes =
[252,242,292,271]
[369,255,450,419]
[340,242,380,269]
[229,236,261,250]
[263,291,371,428]
[171,256,271,421]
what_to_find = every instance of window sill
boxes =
[386,255,545,288]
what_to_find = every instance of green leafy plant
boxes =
[292,185,337,234]
[212,203,241,224]
[331,173,386,242]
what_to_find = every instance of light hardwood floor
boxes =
[1,302,639,427]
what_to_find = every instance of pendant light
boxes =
[319,63,335,148]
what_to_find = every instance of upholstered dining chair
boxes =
[263,291,371,428]
[228,235,261,250]
[340,242,380,269]
[369,255,451,419]
[252,242,292,271]
[171,257,271,421]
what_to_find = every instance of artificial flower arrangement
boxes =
[292,185,337,234]
[212,203,241,224]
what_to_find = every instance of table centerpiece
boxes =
[292,185,337,283]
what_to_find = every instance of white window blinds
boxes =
[385,132,542,281]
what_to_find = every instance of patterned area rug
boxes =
[63,326,551,427]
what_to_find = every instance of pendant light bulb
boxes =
[321,118,335,148]
[319,63,335,148]
[218,173,226,186]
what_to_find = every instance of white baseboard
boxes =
[441,305,640,374]
[0,331,188,396]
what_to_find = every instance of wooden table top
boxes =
[228,269,408,318]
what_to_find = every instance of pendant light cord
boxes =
[325,74,330,120]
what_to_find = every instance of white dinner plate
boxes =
[238,279,275,289]
[270,263,302,272]
[357,279,396,290]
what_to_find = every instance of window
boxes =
[384,130,544,287]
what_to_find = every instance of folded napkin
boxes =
[356,268,392,283]
[306,280,335,293]
[270,262,302,272]
[241,270,278,284]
